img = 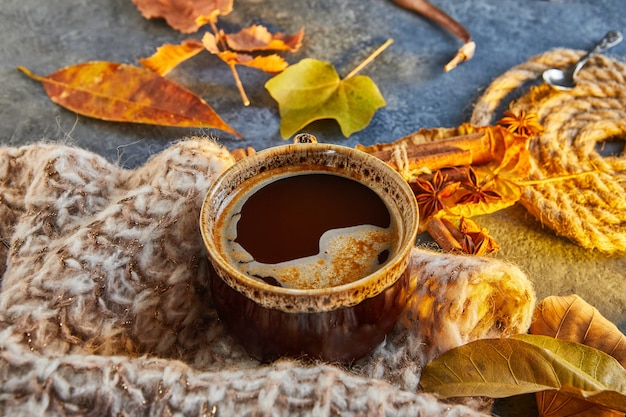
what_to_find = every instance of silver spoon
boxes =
[542,30,623,90]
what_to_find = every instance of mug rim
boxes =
[200,142,418,312]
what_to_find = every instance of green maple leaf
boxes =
[265,58,386,138]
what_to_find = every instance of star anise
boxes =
[458,217,499,255]
[410,170,459,219]
[497,109,544,137]
[426,216,499,255]
[456,167,501,205]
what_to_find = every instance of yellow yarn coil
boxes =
[471,48,626,253]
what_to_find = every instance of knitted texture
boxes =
[0,138,535,416]
[471,49,626,253]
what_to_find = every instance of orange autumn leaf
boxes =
[131,0,233,33]
[448,126,531,218]
[197,23,304,106]
[209,49,289,74]
[18,62,241,137]
[140,39,204,76]
[202,30,293,106]
[224,25,304,52]
[456,216,499,255]
[483,125,532,179]
[201,31,289,73]
[531,295,626,417]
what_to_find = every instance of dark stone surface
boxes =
[3,0,626,166]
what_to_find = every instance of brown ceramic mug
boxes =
[200,139,418,363]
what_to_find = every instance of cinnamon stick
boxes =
[425,217,463,252]
[368,132,491,172]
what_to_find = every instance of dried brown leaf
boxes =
[224,25,304,52]
[531,294,626,365]
[201,31,290,73]
[131,0,233,33]
[531,294,626,417]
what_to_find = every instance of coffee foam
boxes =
[222,224,397,289]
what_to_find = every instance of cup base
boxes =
[209,264,411,363]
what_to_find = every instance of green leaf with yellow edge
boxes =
[420,334,626,412]
[264,58,386,139]
[18,61,241,137]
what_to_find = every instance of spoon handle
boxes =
[572,30,623,77]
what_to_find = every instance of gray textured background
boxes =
[4,0,626,166]
[1,1,625,414]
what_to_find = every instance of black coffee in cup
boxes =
[217,172,398,289]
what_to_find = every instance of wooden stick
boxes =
[345,39,394,79]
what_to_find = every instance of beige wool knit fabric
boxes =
[0,138,535,416]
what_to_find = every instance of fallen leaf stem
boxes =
[344,38,394,79]
[443,41,476,72]
[209,20,228,51]
[229,64,251,106]
[17,65,42,81]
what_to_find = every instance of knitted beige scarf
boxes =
[0,138,535,416]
